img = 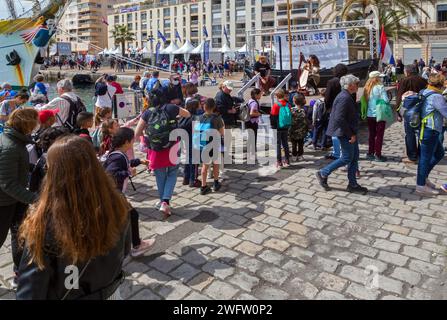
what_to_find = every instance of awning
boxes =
[191,41,204,54]
[219,43,232,54]
[236,44,248,53]
[173,40,196,54]
[160,42,179,54]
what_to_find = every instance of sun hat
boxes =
[369,71,385,79]
[223,80,234,91]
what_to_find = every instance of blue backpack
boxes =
[400,90,436,129]
[278,103,292,129]
[192,114,217,150]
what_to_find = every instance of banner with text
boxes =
[275,29,349,70]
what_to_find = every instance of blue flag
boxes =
[223,26,229,43]
[202,26,209,38]
[175,30,182,42]
[203,40,210,64]
[157,31,167,43]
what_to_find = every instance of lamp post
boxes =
[287,0,293,71]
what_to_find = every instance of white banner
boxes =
[115,93,136,119]
[275,29,349,70]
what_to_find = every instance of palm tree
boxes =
[350,7,422,44]
[318,0,430,22]
[111,25,135,56]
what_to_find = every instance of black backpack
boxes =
[60,96,87,131]
[144,105,178,151]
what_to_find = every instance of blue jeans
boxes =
[440,126,446,144]
[417,128,445,186]
[320,137,359,186]
[331,136,341,159]
[154,165,179,201]
[404,120,419,161]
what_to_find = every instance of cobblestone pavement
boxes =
[1,121,446,300]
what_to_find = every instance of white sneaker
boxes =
[159,201,171,216]
[297,156,305,161]
[131,239,155,258]
[415,185,439,196]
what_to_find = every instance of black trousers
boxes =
[291,138,304,157]
[245,121,258,152]
[130,207,141,248]
[0,202,28,273]
[276,130,290,162]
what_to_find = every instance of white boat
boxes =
[0,0,70,88]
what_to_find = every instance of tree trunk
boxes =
[121,41,125,57]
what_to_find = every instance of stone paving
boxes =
[1,121,447,300]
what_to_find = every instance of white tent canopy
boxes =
[142,47,149,53]
[160,42,179,55]
[219,43,232,54]
[111,48,121,55]
[236,44,248,53]
[173,40,196,61]
[191,41,204,54]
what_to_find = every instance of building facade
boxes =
[106,0,324,53]
[56,0,128,53]
[394,0,447,65]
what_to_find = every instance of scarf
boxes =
[427,85,443,93]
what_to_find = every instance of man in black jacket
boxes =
[324,64,348,159]
[316,74,367,195]
[215,80,237,128]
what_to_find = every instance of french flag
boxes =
[379,25,395,65]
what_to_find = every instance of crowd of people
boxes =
[0,52,447,299]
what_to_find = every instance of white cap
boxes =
[369,71,385,79]
[223,80,234,91]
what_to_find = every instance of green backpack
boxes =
[278,103,292,129]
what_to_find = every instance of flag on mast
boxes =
[223,25,229,43]
[175,30,182,42]
[202,26,209,38]
[379,25,395,65]
[157,30,167,43]
[101,17,109,26]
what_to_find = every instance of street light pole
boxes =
[287,0,293,71]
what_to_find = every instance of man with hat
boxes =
[0,83,17,102]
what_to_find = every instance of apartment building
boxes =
[393,0,447,64]
[107,0,324,52]
[56,0,128,53]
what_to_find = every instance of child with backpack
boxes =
[74,112,94,143]
[246,88,262,153]
[270,89,291,168]
[290,94,309,161]
[179,99,203,187]
[195,98,224,195]
[103,127,155,257]
[29,126,70,193]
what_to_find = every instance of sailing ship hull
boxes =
[0,1,68,88]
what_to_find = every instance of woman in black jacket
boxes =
[17,136,131,300]
[0,108,38,287]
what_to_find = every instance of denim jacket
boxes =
[421,89,447,133]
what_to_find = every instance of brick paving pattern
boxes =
[1,121,446,300]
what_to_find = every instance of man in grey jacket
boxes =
[316,74,368,195]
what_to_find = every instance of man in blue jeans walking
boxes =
[316,74,368,195]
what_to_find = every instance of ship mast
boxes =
[5,0,17,19]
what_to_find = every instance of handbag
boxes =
[375,99,395,124]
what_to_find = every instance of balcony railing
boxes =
[407,22,447,30]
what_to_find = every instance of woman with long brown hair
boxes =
[0,108,38,288]
[17,135,130,300]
